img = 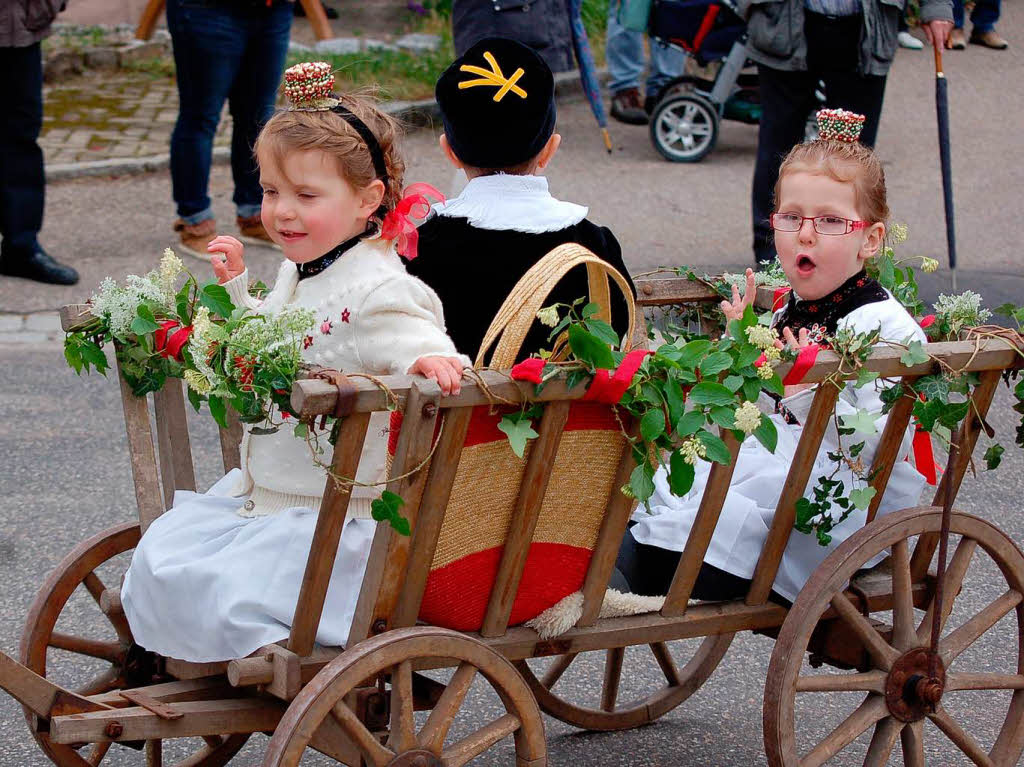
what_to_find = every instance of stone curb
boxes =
[0,312,64,345]
[44,69,598,182]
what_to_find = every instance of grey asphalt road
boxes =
[1,6,1023,764]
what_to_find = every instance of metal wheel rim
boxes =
[653,98,716,160]
[764,506,1024,766]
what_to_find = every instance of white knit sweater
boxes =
[221,237,467,517]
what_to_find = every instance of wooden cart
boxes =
[1,279,1022,766]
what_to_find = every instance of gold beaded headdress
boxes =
[816,108,866,142]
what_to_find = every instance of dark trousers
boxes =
[166,0,292,221]
[0,43,45,256]
[751,12,888,264]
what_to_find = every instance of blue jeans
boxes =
[0,43,45,254]
[953,0,1000,32]
[606,0,685,99]
[166,0,292,223]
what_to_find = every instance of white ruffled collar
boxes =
[431,174,588,233]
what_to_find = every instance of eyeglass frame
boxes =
[770,212,870,236]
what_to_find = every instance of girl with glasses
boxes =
[616,109,929,606]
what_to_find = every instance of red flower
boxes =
[919,314,936,329]
[510,357,545,384]
[320,319,333,335]
[341,308,351,323]
[154,320,192,361]
[303,335,314,349]
[754,352,767,367]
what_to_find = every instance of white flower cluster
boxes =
[159,249,183,292]
[745,324,778,350]
[889,222,909,245]
[934,290,992,335]
[722,257,789,290]
[920,257,939,274]
[734,401,762,434]
[90,256,180,340]
[679,437,707,465]
[186,306,222,392]
[536,305,560,328]
[228,306,316,362]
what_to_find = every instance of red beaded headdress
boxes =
[283,61,339,111]
[816,108,866,143]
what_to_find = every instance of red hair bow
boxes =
[381,183,445,260]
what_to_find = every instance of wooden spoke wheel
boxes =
[514,633,734,731]
[19,521,249,767]
[263,626,546,767]
[764,506,1024,766]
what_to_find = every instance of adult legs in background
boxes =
[166,0,247,225]
[644,36,687,111]
[967,0,1007,47]
[750,67,816,265]
[606,0,649,124]
[228,2,292,231]
[0,43,78,284]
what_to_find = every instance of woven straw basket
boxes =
[400,243,640,631]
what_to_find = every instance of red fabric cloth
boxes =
[919,314,936,329]
[782,343,820,385]
[510,357,544,383]
[582,349,653,404]
[913,427,938,485]
[773,287,791,311]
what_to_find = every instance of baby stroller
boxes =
[645,0,820,162]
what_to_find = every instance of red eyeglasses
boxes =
[771,213,869,236]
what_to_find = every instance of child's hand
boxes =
[778,326,816,398]
[208,235,246,284]
[409,356,464,396]
[720,268,757,323]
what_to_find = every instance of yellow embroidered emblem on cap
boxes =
[458,50,527,102]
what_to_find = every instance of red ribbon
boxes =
[782,343,820,385]
[380,182,445,260]
[582,349,654,404]
[510,357,545,384]
[919,314,936,329]
[912,426,938,485]
[154,320,193,361]
[772,287,791,311]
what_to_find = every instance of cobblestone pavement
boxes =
[40,73,231,168]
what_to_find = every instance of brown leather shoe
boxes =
[948,28,966,49]
[237,214,281,250]
[610,88,648,125]
[172,217,217,261]
[970,29,1008,49]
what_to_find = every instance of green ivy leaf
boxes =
[914,374,951,403]
[696,429,731,464]
[568,325,615,369]
[849,486,877,511]
[582,302,601,319]
[370,490,410,535]
[130,304,161,335]
[795,497,816,528]
[498,414,539,458]
[689,382,735,407]
[199,281,236,319]
[900,339,930,367]
[186,386,203,412]
[840,409,879,435]
[629,463,655,502]
[668,450,695,496]
[699,351,733,376]
[208,395,227,429]
[293,422,309,439]
[753,415,778,453]
[675,410,705,437]
[854,368,879,389]
[984,443,1004,470]
[640,409,666,442]
[79,340,109,374]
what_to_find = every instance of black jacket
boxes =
[408,215,635,363]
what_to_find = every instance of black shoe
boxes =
[610,88,649,125]
[0,245,79,285]
[294,1,339,18]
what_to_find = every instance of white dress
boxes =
[630,294,929,603]
[121,470,375,662]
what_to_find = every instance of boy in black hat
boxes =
[408,37,635,362]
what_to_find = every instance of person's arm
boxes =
[208,235,262,311]
[919,0,954,46]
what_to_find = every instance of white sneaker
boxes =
[898,30,924,49]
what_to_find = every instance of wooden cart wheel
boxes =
[514,633,734,731]
[264,626,547,767]
[764,506,1024,766]
[19,521,249,767]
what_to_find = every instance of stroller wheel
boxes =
[650,93,719,163]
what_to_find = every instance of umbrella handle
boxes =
[933,38,944,76]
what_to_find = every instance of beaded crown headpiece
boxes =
[815,108,866,143]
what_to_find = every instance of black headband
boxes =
[331,103,389,187]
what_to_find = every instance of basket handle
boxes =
[474,243,636,369]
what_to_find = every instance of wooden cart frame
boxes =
[1,278,1022,766]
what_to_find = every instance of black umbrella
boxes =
[933,41,958,290]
